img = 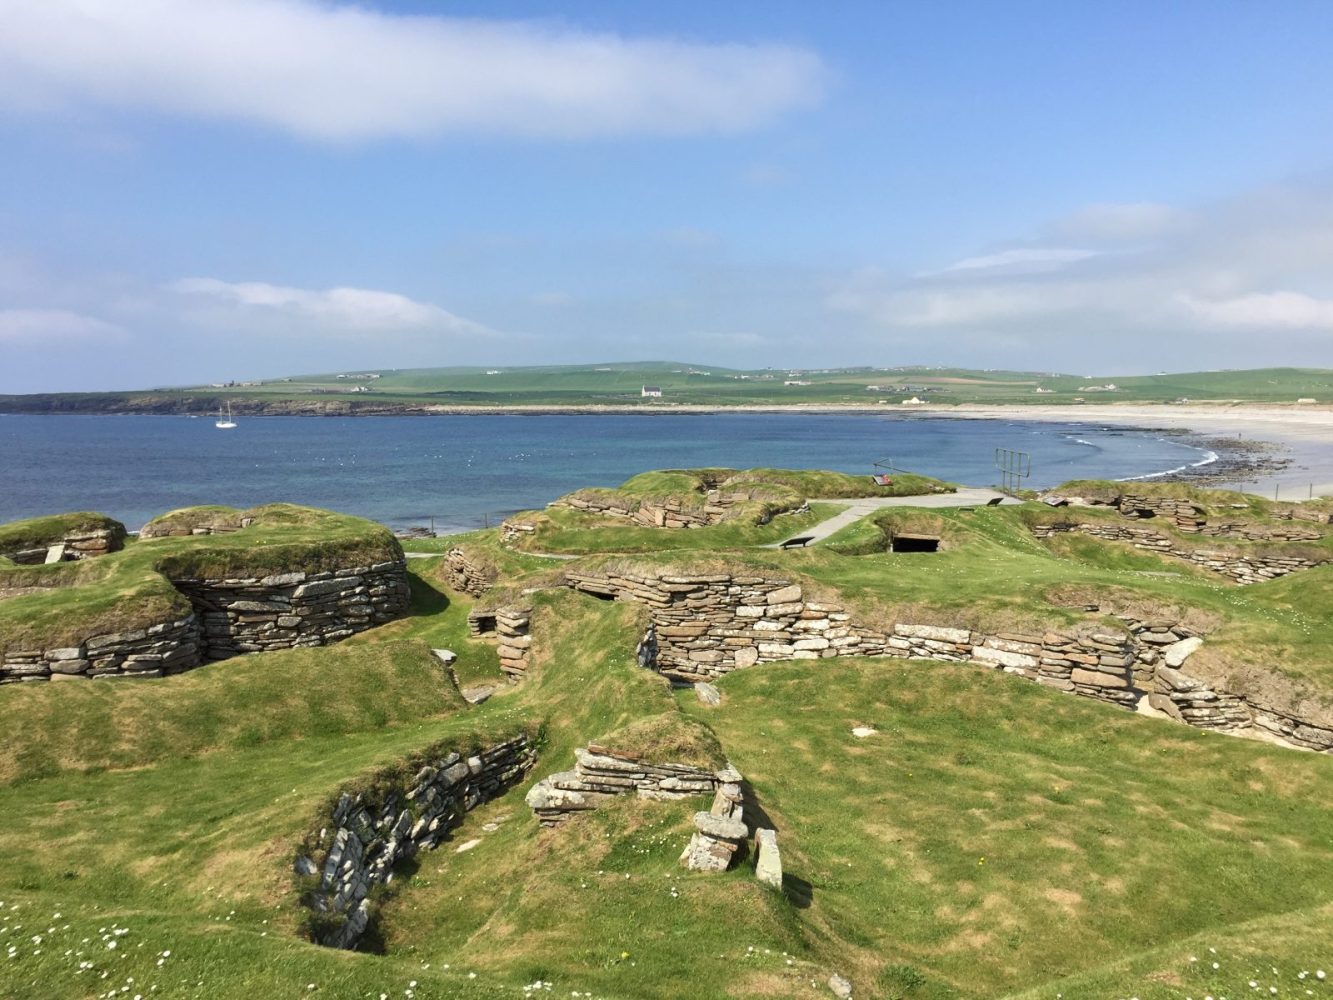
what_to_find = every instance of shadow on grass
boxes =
[406,571,451,619]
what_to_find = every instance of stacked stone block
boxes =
[175,561,410,659]
[1,615,201,683]
[1031,521,1325,584]
[525,746,727,826]
[443,547,497,597]
[467,604,532,680]
[2,524,127,564]
[300,735,536,950]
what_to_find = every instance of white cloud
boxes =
[0,308,124,344]
[170,278,494,335]
[0,0,825,141]
[826,177,1333,367]
[1179,290,1333,329]
[929,247,1099,277]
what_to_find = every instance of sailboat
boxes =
[215,402,237,429]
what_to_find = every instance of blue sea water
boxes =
[0,413,1214,532]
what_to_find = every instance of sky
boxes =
[3,0,1333,391]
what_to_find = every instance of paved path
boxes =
[403,488,1018,557]
[765,488,1018,548]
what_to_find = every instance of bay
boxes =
[0,413,1213,532]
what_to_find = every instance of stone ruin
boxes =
[298,735,536,950]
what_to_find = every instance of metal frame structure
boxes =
[994,447,1032,495]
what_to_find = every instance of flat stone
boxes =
[754,828,782,889]
[694,811,748,841]
[695,682,722,706]
[1164,636,1204,668]
[766,585,803,605]
[851,726,876,738]
[454,839,481,853]
[896,623,971,644]
[829,974,853,999]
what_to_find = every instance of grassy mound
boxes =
[0,504,403,655]
[0,511,125,554]
[0,640,463,784]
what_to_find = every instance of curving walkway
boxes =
[764,488,1018,548]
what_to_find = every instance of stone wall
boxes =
[3,558,412,683]
[1031,521,1325,584]
[525,745,729,825]
[174,560,410,659]
[555,488,793,529]
[443,547,496,598]
[0,614,202,683]
[466,604,531,680]
[562,567,1333,753]
[2,524,127,564]
[139,518,252,539]
[1064,492,1327,542]
[299,735,536,950]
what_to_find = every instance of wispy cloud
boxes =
[0,308,124,344]
[0,0,826,141]
[828,176,1333,367]
[170,278,495,335]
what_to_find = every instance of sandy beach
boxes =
[918,403,1333,498]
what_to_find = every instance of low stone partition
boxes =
[525,745,731,826]
[1057,491,1327,542]
[139,518,251,539]
[298,735,536,950]
[555,488,794,529]
[1031,521,1326,584]
[466,604,531,680]
[562,567,1333,753]
[174,561,410,659]
[680,767,749,872]
[0,614,202,683]
[443,547,497,597]
[2,524,127,564]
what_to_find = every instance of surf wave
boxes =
[1119,446,1219,482]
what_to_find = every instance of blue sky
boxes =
[3,0,1333,391]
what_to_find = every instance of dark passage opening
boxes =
[472,614,496,634]
[890,533,940,553]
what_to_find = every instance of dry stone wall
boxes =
[525,746,730,826]
[563,567,1333,753]
[299,735,536,950]
[1,614,201,683]
[2,524,127,564]
[175,561,410,659]
[1030,521,1325,584]
[1063,492,1327,542]
[555,488,793,529]
[3,559,410,683]
[443,547,496,597]
[466,604,531,680]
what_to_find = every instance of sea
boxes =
[0,413,1219,533]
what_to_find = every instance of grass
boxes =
[0,511,124,553]
[6,363,1333,411]
[0,639,462,784]
[0,503,402,654]
[505,502,843,555]
[684,655,1333,999]
[4,476,1333,999]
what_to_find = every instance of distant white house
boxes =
[486,370,502,375]
[784,380,811,386]
[641,385,662,397]
[901,396,927,405]
[1298,397,1317,404]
